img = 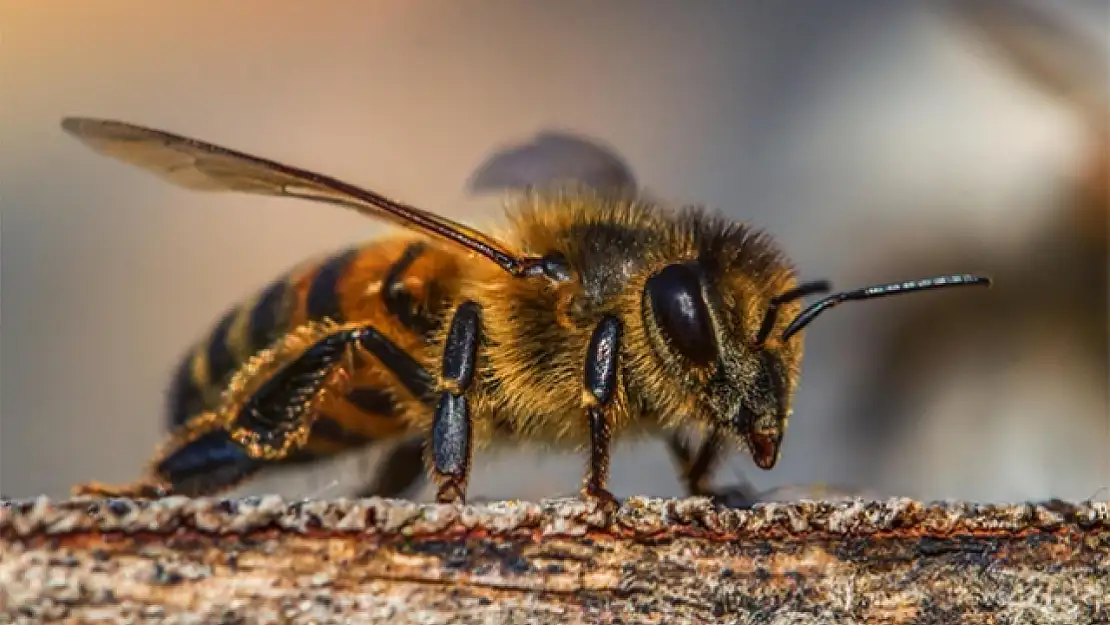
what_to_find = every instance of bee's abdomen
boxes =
[166,269,298,429]
[166,238,458,451]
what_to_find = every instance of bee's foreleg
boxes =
[581,315,623,514]
[666,428,762,507]
[430,301,481,504]
[666,427,724,496]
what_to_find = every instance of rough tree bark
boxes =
[1,496,1107,624]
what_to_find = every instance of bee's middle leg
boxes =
[430,300,481,504]
[581,315,623,514]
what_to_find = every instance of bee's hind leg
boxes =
[73,321,384,499]
[73,411,262,499]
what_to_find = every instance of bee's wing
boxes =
[467,130,638,195]
[61,117,539,276]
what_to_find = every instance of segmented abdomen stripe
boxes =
[382,241,435,335]
[167,354,207,428]
[203,307,239,395]
[168,242,443,435]
[248,278,294,351]
[306,247,360,323]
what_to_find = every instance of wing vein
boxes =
[61,117,542,276]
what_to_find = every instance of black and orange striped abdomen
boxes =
[166,236,463,461]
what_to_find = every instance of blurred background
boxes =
[1,0,1106,503]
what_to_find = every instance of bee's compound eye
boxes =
[644,263,718,366]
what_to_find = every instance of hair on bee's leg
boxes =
[429,300,481,504]
[73,320,382,499]
[581,315,623,514]
[221,321,380,462]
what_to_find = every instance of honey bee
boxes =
[63,117,991,509]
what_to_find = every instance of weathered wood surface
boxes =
[1,496,1107,624]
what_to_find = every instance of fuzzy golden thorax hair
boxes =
[444,189,806,468]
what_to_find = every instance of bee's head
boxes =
[640,254,991,470]
[640,260,812,469]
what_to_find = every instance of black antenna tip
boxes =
[781,272,993,341]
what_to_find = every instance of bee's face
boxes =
[642,261,803,469]
[714,348,795,470]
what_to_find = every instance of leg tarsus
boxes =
[584,484,620,515]
[435,480,467,505]
[585,404,619,514]
[72,480,173,499]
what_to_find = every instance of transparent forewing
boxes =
[62,117,532,274]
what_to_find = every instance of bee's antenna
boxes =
[756,280,832,346]
[781,273,992,341]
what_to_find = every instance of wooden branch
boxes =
[1,496,1107,624]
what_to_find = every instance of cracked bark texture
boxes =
[1,496,1107,624]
